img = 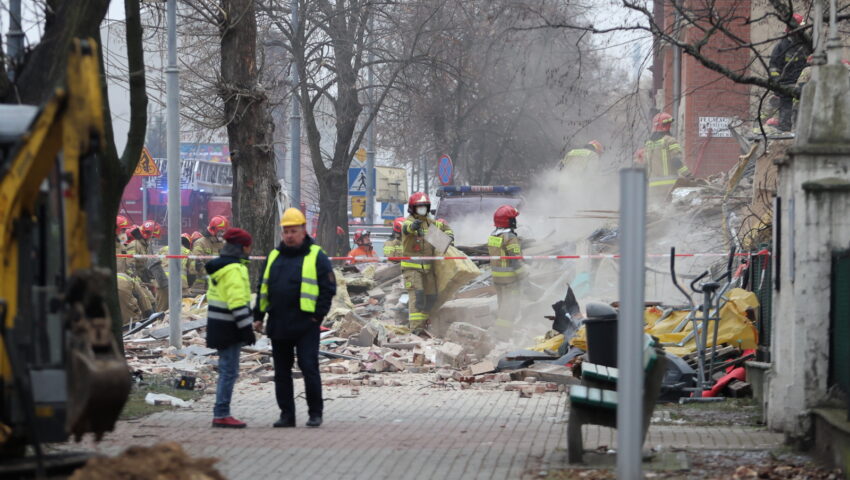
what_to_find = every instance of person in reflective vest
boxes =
[206,228,256,429]
[255,208,336,428]
[642,112,689,203]
[189,215,229,296]
[488,205,527,339]
[157,234,192,299]
[383,217,405,262]
[559,140,603,174]
[401,192,454,333]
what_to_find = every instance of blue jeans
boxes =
[213,343,241,418]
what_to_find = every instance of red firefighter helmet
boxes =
[116,215,131,235]
[353,229,371,245]
[652,112,674,133]
[765,117,780,127]
[151,222,163,239]
[207,215,229,235]
[786,13,804,32]
[190,231,203,243]
[140,220,157,240]
[407,192,431,215]
[588,140,604,154]
[392,217,405,234]
[494,205,520,229]
[181,233,192,249]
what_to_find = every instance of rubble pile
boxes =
[69,442,225,480]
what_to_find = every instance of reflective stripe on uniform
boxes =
[401,261,431,270]
[208,310,234,321]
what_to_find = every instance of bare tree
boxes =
[381,0,630,187]
[1,0,148,339]
[266,0,438,254]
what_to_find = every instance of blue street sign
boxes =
[437,154,453,186]
[380,202,404,220]
[348,168,368,195]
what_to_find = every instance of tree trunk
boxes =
[5,0,146,343]
[315,170,349,256]
[220,0,278,276]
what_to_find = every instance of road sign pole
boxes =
[166,0,183,348]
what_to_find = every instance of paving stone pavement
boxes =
[56,374,784,479]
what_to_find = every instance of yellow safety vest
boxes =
[259,245,322,313]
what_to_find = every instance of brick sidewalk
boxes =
[57,375,784,479]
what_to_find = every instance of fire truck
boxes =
[119,144,234,234]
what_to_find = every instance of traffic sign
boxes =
[380,202,404,220]
[353,147,367,166]
[437,154,453,186]
[351,196,366,218]
[134,147,161,176]
[348,168,368,194]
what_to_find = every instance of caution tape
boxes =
[117,251,768,262]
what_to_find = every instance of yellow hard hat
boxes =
[280,207,307,226]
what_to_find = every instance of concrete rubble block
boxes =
[519,386,534,398]
[412,351,426,366]
[433,297,497,335]
[435,342,468,369]
[368,359,387,373]
[367,287,386,301]
[258,374,275,383]
[469,360,496,376]
[524,377,537,384]
[373,263,402,284]
[343,360,361,374]
[533,384,547,394]
[384,356,405,372]
[515,363,579,386]
[330,365,346,375]
[445,322,495,359]
[334,312,366,339]
[436,369,455,381]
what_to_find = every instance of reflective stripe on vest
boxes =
[260,245,323,313]
[401,261,431,270]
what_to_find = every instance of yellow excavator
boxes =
[0,38,130,460]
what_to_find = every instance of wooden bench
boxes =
[567,336,667,463]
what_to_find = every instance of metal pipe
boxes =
[166,0,183,348]
[616,168,647,479]
[826,0,841,63]
[6,0,23,81]
[671,4,682,135]
[290,0,302,206]
[365,15,376,224]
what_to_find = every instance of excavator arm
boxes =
[0,38,130,454]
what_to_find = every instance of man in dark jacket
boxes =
[206,228,256,428]
[769,13,811,131]
[255,208,336,428]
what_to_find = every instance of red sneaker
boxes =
[212,416,246,429]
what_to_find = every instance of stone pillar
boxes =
[766,61,850,440]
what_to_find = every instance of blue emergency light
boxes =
[437,185,521,196]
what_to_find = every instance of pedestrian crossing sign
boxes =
[134,147,161,176]
[349,168,368,194]
[381,202,403,220]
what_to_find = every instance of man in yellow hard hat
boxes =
[254,208,337,428]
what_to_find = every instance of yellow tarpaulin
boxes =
[569,288,759,357]
[529,333,565,353]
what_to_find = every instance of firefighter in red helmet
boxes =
[383,217,405,263]
[401,192,454,333]
[488,205,527,339]
[190,215,230,295]
[643,112,689,203]
[346,229,378,264]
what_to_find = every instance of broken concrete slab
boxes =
[433,297,496,334]
[373,263,402,284]
[150,319,207,340]
[510,363,579,385]
[384,356,405,372]
[445,322,494,359]
[469,360,496,376]
[435,342,467,369]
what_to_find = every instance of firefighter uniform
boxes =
[190,233,225,296]
[401,216,453,332]
[559,147,598,174]
[643,133,688,203]
[383,236,402,261]
[156,244,191,310]
[126,237,157,307]
[117,238,153,324]
[488,229,527,336]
